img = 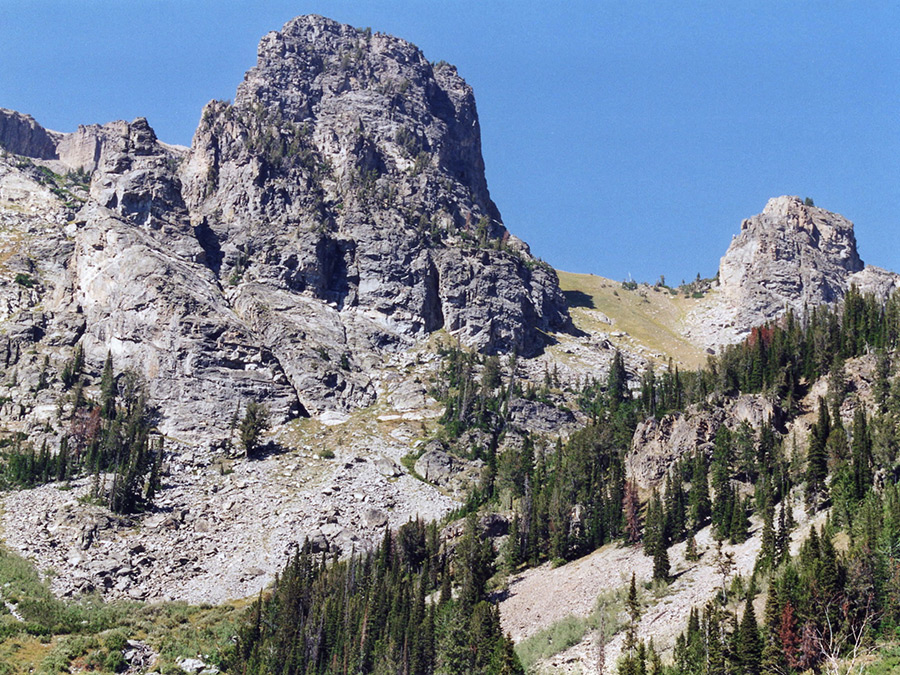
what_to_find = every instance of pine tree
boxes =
[685,533,699,562]
[646,638,662,675]
[689,450,711,531]
[735,421,757,483]
[851,404,872,501]
[623,480,642,544]
[652,539,670,583]
[756,503,775,572]
[503,514,521,571]
[239,401,270,457]
[774,500,789,565]
[738,596,762,675]
[712,480,733,540]
[711,426,732,496]
[55,436,69,482]
[644,490,670,582]
[625,573,641,658]
[607,350,627,410]
[761,586,786,673]
[100,351,116,419]
[705,603,726,675]
[729,495,750,545]
[457,514,494,610]
[664,471,686,543]
[806,398,830,505]
[61,342,84,389]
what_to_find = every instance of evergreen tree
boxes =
[623,480,642,544]
[729,495,750,545]
[645,489,670,582]
[607,350,628,410]
[503,513,521,571]
[755,503,775,572]
[456,514,494,610]
[239,401,270,457]
[688,450,711,531]
[774,500,789,565]
[685,533,699,562]
[664,471,687,543]
[761,585,786,673]
[806,398,830,505]
[851,404,873,501]
[625,573,641,658]
[652,539,670,583]
[99,351,117,419]
[738,595,762,675]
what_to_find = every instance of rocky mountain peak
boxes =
[721,195,864,311]
[0,108,62,160]
[685,196,897,348]
[230,14,499,228]
[183,14,568,359]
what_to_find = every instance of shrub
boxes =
[13,273,34,288]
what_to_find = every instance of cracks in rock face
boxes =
[260,345,309,420]
[423,252,444,332]
[318,235,357,308]
[192,218,224,276]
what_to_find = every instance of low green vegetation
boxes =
[0,545,245,674]
[868,644,900,674]
[13,273,34,288]
[514,585,630,670]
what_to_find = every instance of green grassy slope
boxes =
[557,270,710,369]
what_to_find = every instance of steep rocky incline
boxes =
[684,196,900,348]
[0,14,569,447]
[0,121,301,446]
[182,16,568,365]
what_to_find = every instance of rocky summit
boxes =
[684,195,900,347]
[0,15,569,448]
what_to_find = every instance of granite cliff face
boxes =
[0,16,569,448]
[685,196,900,347]
[0,108,62,160]
[182,16,567,360]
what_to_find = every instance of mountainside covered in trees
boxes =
[0,13,900,675]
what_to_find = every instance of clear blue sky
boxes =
[2,1,898,284]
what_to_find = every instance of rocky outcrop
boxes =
[685,196,900,348]
[628,394,782,489]
[414,442,482,491]
[720,195,862,312]
[0,108,61,159]
[507,397,577,436]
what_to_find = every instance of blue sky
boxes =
[2,1,898,284]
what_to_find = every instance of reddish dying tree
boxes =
[779,601,800,668]
[623,480,642,544]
